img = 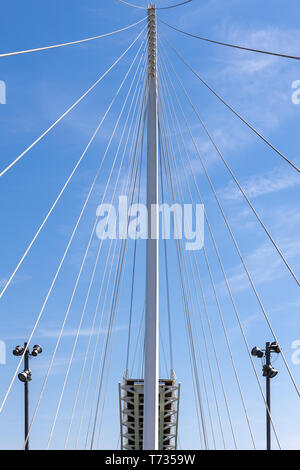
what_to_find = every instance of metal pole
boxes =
[266,342,271,451]
[24,342,29,451]
[143,3,159,450]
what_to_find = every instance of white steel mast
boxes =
[143,3,159,450]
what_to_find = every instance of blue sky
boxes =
[0,0,300,450]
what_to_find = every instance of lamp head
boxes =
[31,345,42,357]
[251,346,264,358]
[263,364,278,379]
[18,369,32,383]
[270,342,281,354]
[13,346,24,357]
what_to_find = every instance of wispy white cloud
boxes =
[170,23,300,174]
[2,323,128,342]
[212,25,300,128]
[37,324,128,339]
[221,166,300,201]
[222,238,300,294]
[0,274,31,290]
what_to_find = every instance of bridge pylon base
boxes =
[119,375,180,450]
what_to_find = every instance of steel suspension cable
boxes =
[162,209,174,373]
[64,236,116,449]
[159,121,209,449]
[0,18,147,58]
[158,56,255,448]
[131,307,145,377]
[163,238,174,373]
[83,101,147,450]
[0,36,146,418]
[140,329,146,379]
[159,87,217,445]
[89,125,144,451]
[159,129,207,447]
[117,0,147,9]
[66,82,146,450]
[159,31,300,174]
[91,239,128,449]
[159,39,300,402]
[0,33,146,301]
[160,41,299,287]
[159,20,300,60]
[162,67,256,447]
[64,66,147,450]
[157,1,193,10]
[76,239,123,449]
[159,327,170,377]
[125,142,143,374]
[80,218,128,447]
[159,125,216,448]
[74,239,120,449]
[158,113,175,374]
[45,56,147,450]
[158,48,284,447]
[95,311,122,449]
[75,93,147,450]
[0,26,146,178]
[159,92,226,449]
[24,52,147,450]
[159,72,237,449]
[165,174,208,449]
[97,223,147,449]
[89,240,127,449]
[72,97,146,450]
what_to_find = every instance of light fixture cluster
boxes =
[13,344,43,383]
[251,342,281,379]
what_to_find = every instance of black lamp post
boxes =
[251,341,280,451]
[13,343,43,450]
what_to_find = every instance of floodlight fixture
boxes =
[31,345,42,357]
[18,369,32,383]
[13,345,24,356]
[263,364,278,379]
[270,342,281,354]
[251,346,264,358]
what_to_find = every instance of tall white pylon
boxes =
[143,3,159,450]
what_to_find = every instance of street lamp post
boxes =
[24,343,30,451]
[265,342,271,451]
[251,341,281,451]
[13,343,43,450]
